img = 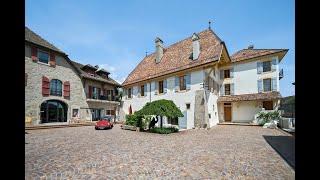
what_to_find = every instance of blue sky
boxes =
[26,0,295,96]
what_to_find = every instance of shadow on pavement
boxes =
[263,135,295,170]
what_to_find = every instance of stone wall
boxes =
[25,45,89,124]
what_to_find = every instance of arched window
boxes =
[50,79,62,96]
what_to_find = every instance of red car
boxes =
[95,116,113,130]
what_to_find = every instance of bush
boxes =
[257,111,281,126]
[150,127,179,134]
[125,114,139,126]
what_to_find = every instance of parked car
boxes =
[95,115,114,130]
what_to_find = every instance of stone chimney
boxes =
[155,37,164,63]
[192,33,200,60]
[248,45,254,49]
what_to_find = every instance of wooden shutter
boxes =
[220,84,224,96]
[257,62,262,74]
[163,79,167,93]
[42,76,50,96]
[138,86,141,97]
[230,68,234,78]
[230,83,234,95]
[271,58,277,72]
[220,70,224,80]
[154,81,158,95]
[272,78,277,91]
[258,80,263,93]
[186,74,191,90]
[49,52,56,67]
[31,46,38,62]
[63,81,70,98]
[144,84,148,94]
[175,77,179,92]
[88,86,92,98]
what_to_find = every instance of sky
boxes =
[26,0,295,97]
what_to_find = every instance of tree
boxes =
[135,99,183,129]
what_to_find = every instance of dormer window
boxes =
[88,73,95,77]
[38,49,49,64]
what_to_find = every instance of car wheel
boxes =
[95,127,99,130]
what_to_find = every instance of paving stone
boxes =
[25,124,294,179]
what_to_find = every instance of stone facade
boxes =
[25,44,89,124]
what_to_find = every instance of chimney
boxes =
[192,33,200,60]
[94,65,99,69]
[155,37,164,63]
[248,45,254,49]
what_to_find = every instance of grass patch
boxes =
[150,127,179,134]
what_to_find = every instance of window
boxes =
[38,50,49,64]
[50,79,62,96]
[158,81,164,94]
[263,101,273,110]
[224,84,231,95]
[92,87,100,99]
[263,61,271,72]
[263,78,271,92]
[106,90,113,100]
[72,109,79,117]
[186,103,190,109]
[179,76,186,90]
[168,117,178,125]
[141,85,145,96]
[224,69,230,78]
[128,88,132,98]
[208,114,211,119]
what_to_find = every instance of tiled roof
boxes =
[70,60,121,86]
[217,91,281,102]
[25,26,65,54]
[122,29,224,86]
[231,49,288,63]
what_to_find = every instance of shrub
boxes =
[125,114,139,126]
[150,127,179,134]
[257,111,282,126]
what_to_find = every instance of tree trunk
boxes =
[160,116,163,129]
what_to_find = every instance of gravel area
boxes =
[25,125,295,179]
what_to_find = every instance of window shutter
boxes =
[42,76,50,96]
[88,86,92,98]
[31,46,38,62]
[186,74,191,90]
[164,79,167,93]
[257,62,262,74]
[230,83,234,95]
[175,77,179,92]
[220,70,224,80]
[144,84,148,94]
[63,81,70,98]
[137,86,141,97]
[220,84,224,96]
[271,58,277,72]
[230,68,234,78]
[49,52,56,67]
[154,81,158,95]
[272,78,277,91]
[258,80,262,93]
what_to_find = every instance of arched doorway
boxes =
[40,100,68,123]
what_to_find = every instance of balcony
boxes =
[86,95,120,105]
[279,69,284,80]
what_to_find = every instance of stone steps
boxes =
[25,122,96,130]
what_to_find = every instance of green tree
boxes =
[135,99,183,129]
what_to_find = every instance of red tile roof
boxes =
[231,49,288,63]
[122,29,225,86]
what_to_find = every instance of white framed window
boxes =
[38,49,50,64]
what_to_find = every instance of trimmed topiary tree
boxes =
[135,99,183,129]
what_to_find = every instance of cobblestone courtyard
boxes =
[25,125,295,179]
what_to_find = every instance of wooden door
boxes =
[224,106,232,122]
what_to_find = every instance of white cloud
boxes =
[98,64,116,73]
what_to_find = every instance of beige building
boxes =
[25,27,121,125]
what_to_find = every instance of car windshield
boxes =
[101,116,111,121]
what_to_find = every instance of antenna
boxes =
[208,20,212,30]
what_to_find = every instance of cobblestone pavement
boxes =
[25,125,295,179]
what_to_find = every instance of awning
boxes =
[217,91,281,102]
